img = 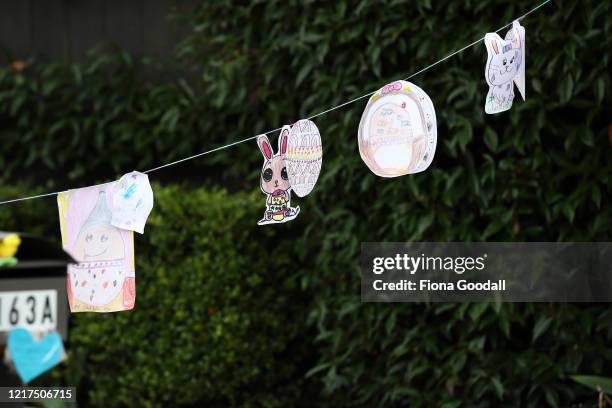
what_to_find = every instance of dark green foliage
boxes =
[0,184,309,406]
[74,186,312,406]
[572,375,612,395]
[0,0,611,406]
[0,184,56,238]
[0,52,201,184]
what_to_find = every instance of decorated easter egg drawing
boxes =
[71,191,126,307]
[358,80,437,177]
[285,119,323,197]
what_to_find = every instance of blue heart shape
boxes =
[7,328,63,383]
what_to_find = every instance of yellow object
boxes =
[271,196,286,205]
[0,233,21,258]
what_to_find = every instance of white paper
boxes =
[256,130,300,225]
[285,119,323,197]
[358,80,437,177]
[508,20,526,100]
[58,184,136,313]
[110,171,154,234]
[484,20,526,114]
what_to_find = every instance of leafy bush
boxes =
[0,184,56,238]
[179,0,612,406]
[0,184,311,407]
[0,52,203,185]
[0,0,611,406]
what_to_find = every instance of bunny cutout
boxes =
[257,127,300,225]
[484,20,526,114]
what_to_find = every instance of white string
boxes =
[0,0,552,206]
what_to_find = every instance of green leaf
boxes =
[532,316,552,343]
[483,128,498,152]
[491,376,504,399]
[469,303,488,321]
[559,75,574,104]
[296,64,313,87]
[571,375,612,394]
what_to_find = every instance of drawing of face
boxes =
[72,190,125,262]
[486,37,521,86]
[261,156,290,195]
[258,130,291,195]
[68,189,128,309]
[71,220,126,307]
[81,224,120,259]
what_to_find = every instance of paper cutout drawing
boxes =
[484,20,526,114]
[358,80,437,177]
[57,183,136,313]
[257,128,300,225]
[6,328,66,384]
[285,119,323,197]
[111,171,154,234]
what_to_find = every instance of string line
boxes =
[0,0,552,206]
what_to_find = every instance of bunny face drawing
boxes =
[257,127,300,225]
[485,39,520,87]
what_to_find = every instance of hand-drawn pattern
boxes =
[358,80,437,177]
[57,183,135,313]
[285,119,323,198]
[484,20,526,114]
[111,171,154,234]
[256,128,300,225]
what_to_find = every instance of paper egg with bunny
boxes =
[256,127,301,225]
[484,20,526,114]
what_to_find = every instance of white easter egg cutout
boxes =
[285,119,323,197]
[110,171,154,234]
[358,80,437,177]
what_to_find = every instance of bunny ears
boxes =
[484,33,518,55]
[484,33,502,55]
[484,20,524,56]
[257,126,290,160]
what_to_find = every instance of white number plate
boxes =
[0,290,57,332]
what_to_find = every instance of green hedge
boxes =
[0,184,311,407]
[0,0,611,406]
[0,53,197,184]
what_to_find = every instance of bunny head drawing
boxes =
[257,126,300,225]
[259,128,291,196]
[485,34,521,87]
[483,20,526,114]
